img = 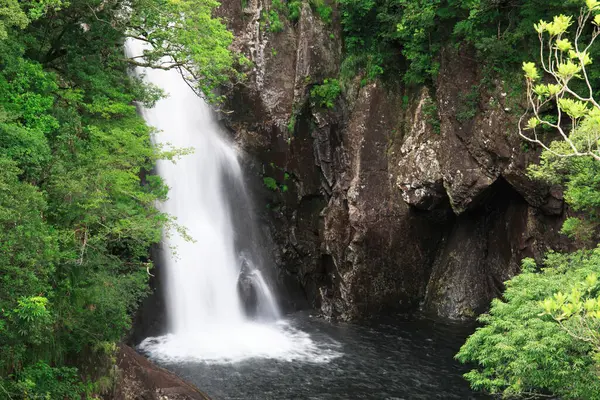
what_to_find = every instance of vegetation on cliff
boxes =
[457,3,600,398]
[338,0,590,85]
[0,0,232,397]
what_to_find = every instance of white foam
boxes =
[138,320,342,364]
[126,39,340,367]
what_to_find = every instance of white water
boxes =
[126,40,340,364]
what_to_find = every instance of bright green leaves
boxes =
[0,0,66,40]
[127,0,234,101]
[522,62,540,81]
[556,38,572,52]
[0,0,29,40]
[263,175,288,192]
[0,0,180,394]
[310,78,342,109]
[537,14,573,36]
[263,177,278,191]
[557,60,582,80]
[559,98,589,119]
[568,49,593,65]
[540,272,600,353]
[263,9,284,32]
[310,0,333,24]
[12,297,52,336]
[520,6,600,160]
[466,6,600,397]
[526,116,540,129]
[587,0,600,11]
[457,251,600,399]
[534,20,548,34]
[533,83,561,98]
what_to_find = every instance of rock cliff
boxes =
[217,0,571,319]
[110,345,211,400]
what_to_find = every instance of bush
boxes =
[337,0,588,85]
[310,78,342,108]
[456,252,600,399]
[8,362,89,399]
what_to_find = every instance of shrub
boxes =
[310,78,342,109]
[457,252,600,399]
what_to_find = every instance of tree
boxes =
[519,1,600,160]
[456,253,600,399]
[459,1,600,398]
[0,0,235,396]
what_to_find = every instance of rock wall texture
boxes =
[217,0,571,319]
[109,345,211,400]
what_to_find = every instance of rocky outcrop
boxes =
[111,345,211,400]
[395,90,445,211]
[237,258,259,317]
[318,82,445,319]
[217,1,571,320]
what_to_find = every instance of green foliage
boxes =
[287,0,303,21]
[338,0,587,85]
[456,85,479,123]
[422,97,441,134]
[9,362,90,399]
[309,0,333,24]
[520,5,600,161]
[288,113,297,133]
[310,78,342,108]
[459,5,600,398]
[263,9,285,32]
[270,0,332,28]
[457,251,600,399]
[0,0,65,40]
[541,272,600,332]
[338,0,458,84]
[126,0,234,101]
[0,0,234,397]
[263,177,279,191]
[263,176,288,192]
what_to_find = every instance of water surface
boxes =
[141,312,487,400]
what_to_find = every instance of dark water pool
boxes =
[141,312,487,400]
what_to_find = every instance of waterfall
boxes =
[127,40,339,364]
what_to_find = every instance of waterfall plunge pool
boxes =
[138,312,488,400]
[127,38,487,400]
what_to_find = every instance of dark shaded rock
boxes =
[395,88,446,210]
[129,245,168,345]
[111,345,211,400]
[237,259,259,317]
[423,179,528,319]
[214,0,571,321]
[321,83,446,320]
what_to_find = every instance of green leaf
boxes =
[523,62,540,81]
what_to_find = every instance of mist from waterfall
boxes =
[127,40,339,364]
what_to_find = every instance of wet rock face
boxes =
[319,83,446,320]
[111,345,210,400]
[395,89,445,211]
[217,1,570,320]
[237,260,259,317]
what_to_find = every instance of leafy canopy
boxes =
[457,252,600,399]
[0,0,234,397]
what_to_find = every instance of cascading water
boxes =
[127,40,339,364]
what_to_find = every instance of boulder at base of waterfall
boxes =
[237,259,258,317]
[110,344,211,400]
